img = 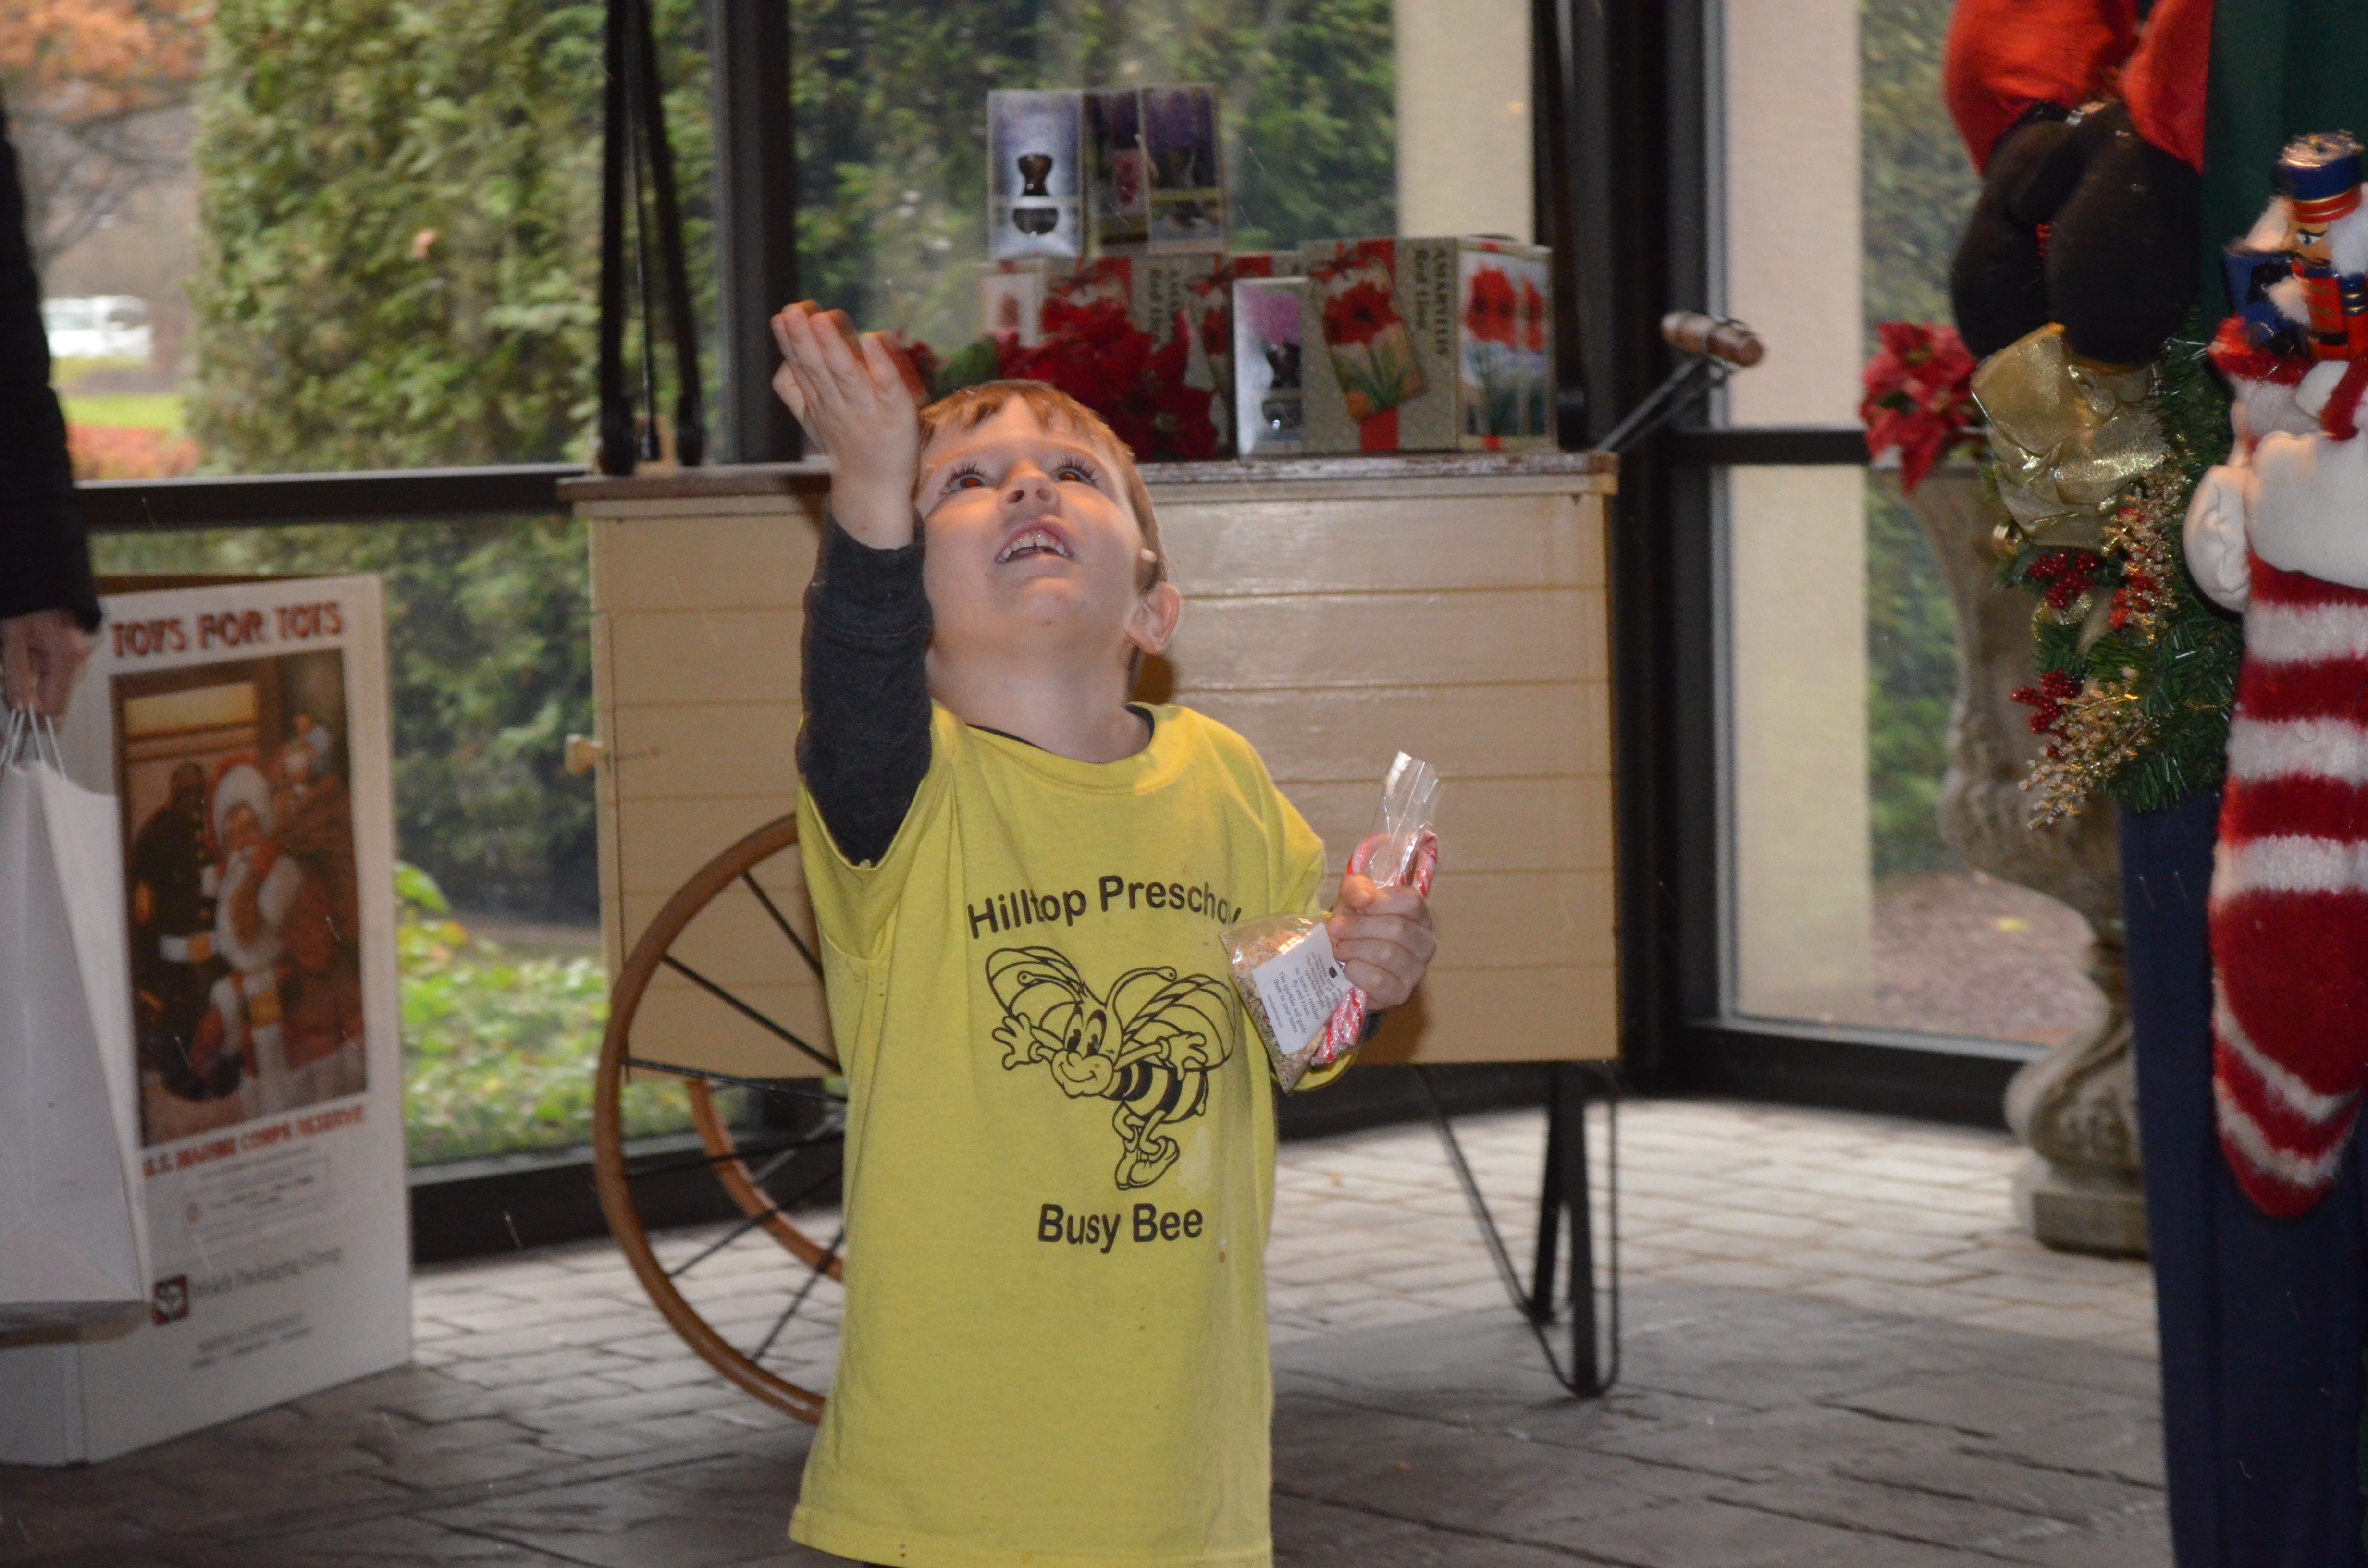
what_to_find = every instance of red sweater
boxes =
[1944,0,2213,172]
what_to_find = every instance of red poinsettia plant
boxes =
[992,295,1218,463]
[1861,321,1983,493]
[899,288,1221,463]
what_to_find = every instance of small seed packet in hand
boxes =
[1222,753,1440,1091]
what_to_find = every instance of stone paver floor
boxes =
[0,1097,2167,1567]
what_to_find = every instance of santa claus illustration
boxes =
[187,755,364,1117]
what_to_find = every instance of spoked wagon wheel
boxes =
[592,814,847,1422]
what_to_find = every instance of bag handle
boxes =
[0,706,64,772]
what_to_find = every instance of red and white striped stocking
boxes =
[2210,552,2368,1215]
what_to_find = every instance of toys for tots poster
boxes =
[21,576,411,1463]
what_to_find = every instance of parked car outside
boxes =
[42,295,154,365]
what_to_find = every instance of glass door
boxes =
[1706,0,2103,1056]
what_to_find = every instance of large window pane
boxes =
[19,0,715,477]
[1714,0,2098,1049]
[1723,467,2104,1048]
[790,0,1532,351]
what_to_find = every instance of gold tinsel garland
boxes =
[2025,673,2157,823]
[2017,465,2191,824]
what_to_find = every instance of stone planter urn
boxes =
[1886,462,2146,1257]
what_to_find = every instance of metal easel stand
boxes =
[1413,1062,1620,1397]
[1396,313,1757,1395]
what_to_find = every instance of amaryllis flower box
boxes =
[1295,237,1556,453]
[979,250,1302,457]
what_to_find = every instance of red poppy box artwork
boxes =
[1297,237,1555,453]
[1307,242,1429,441]
[1457,244,1554,448]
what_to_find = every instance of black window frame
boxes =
[1568,0,2015,1126]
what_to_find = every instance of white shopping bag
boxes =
[0,713,152,1335]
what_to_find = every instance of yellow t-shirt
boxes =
[790,703,1328,1568]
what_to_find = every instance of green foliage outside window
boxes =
[91,517,603,920]
[187,0,715,474]
[1862,0,1982,876]
[1865,478,1960,874]
[1861,0,1976,339]
[397,862,691,1165]
[169,0,719,922]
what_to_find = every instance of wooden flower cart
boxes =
[562,450,1619,1420]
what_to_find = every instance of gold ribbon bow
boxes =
[1971,324,2168,552]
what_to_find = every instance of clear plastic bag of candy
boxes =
[1221,752,1441,1091]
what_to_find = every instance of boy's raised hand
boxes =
[1326,875,1436,1011]
[770,301,925,549]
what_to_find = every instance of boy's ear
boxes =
[1125,580,1183,659]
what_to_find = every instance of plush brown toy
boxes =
[1953,100,2202,364]
[1943,0,2212,366]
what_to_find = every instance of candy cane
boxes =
[1307,826,1440,1069]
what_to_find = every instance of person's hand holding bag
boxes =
[1,608,96,717]
[1326,874,1434,1010]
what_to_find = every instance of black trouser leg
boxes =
[2126,791,2368,1567]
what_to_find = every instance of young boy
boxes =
[770,303,1437,1568]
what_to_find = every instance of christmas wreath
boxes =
[1991,314,2242,821]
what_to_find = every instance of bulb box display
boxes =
[1184,252,1299,452]
[1295,237,1556,453]
[1086,84,1225,254]
[1084,90,1147,250]
[1233,277,1310,457]
[979,247,1310,459]
[988,90,1086,259]
[980,257,1062,346]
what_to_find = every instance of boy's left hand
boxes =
[1327,875,1436,1010]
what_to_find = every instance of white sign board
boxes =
[0,576,410,1463]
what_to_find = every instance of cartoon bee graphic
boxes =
[986,946,1235,1190]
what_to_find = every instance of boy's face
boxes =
[914,402,1176,671]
